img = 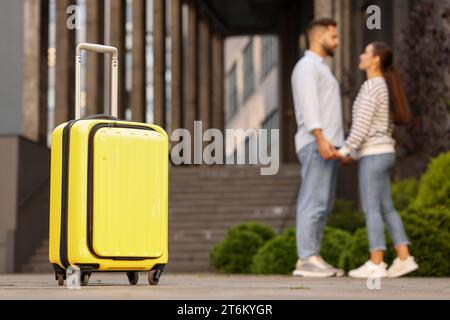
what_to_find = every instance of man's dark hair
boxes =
[306,18,337,45]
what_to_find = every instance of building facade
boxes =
[224,35,279,163]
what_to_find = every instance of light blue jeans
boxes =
[359,153,409,251]
[296,142,339,260]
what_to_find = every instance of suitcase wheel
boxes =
[126,272,139,285]
[80,271,91,286]
[148,269,162,286]
[57,274,65,286]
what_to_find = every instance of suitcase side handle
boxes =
[75,43,119,120]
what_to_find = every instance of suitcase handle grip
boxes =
[85,114,118,120]
[75,43,119,120]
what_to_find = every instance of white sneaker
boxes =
[292,256,336,278]
[387,256,419,278]
[348,260,388,279]
[313,256,345,277]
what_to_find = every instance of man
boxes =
[291,18,345,277]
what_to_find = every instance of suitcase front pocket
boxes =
[87,123,166,260]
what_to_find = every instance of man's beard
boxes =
[323,44,336,57]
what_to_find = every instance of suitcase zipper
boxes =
[59,120,79,269]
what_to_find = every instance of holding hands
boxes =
[312,129,354,165]
[317,138,353,166]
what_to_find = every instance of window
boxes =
[261,110,279,154]
[227,64,237,117]
[243,39,254,100]
[244,133,258,165]
[261,35,278,79]
[261,110,279,131]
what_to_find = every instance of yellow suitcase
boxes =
[49,43,168,286]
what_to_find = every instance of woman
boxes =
[338,42,419,278]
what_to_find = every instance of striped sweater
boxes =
[339,77,395,159]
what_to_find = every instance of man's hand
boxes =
[312,129,338,160]
[317,138,338,160]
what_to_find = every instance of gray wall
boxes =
[0,1,23,273]
[0,0,24,135]
[0,137,19,273]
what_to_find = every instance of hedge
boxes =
[327,199,365,233]
[415,151,450,210]
[251,227,297,275]
[210,230,263,274]
[391,178,419,211]
[209,222,275,274]
[400,207,450,276]
[227,222,276,242]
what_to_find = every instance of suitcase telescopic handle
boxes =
[75,43,119,120]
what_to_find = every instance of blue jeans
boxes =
[296,142,339,260]
[359,153,409,251]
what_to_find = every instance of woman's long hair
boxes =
[371,41,412,125]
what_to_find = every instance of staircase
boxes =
[21,239,52,273]
[21,164,300,273]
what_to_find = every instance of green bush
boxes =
[391,178,419,211]
[327,199,365,233]
[402,206,450,233]
[209,222,275,274]
[400,207,450,276]
[415,151,450,209]
[228,222,276,242]
[251,227,297,275]
[320,227,352,268]
[210,230,263,274]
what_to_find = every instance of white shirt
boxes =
[291,50,344,152]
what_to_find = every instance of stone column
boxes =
[170,0,183,131]
[185,1,198,135]
[278,3,300,163]
[211,31,224,133]
[22,0,49,143]
[109,0,127,119]
[336,0,352,132]
[198,17,211,131]
[54,0,77,125]
[314,0,334,18]
[131,0,147,122]
[153,0,166,127]
[86,0,105,116]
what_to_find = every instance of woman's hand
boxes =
[340,156,354,167]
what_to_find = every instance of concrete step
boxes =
[168,207,295,218]
[21,265,53,274]
[168,198,297,207]
[169,205,293,214]
[169,220,292,231]
[169,183,298,192]
[169,176,299,185]
[169,165,299,175]
[169,190,297,201]
[34,246,49,256]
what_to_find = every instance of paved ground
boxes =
[0,273,449,300]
